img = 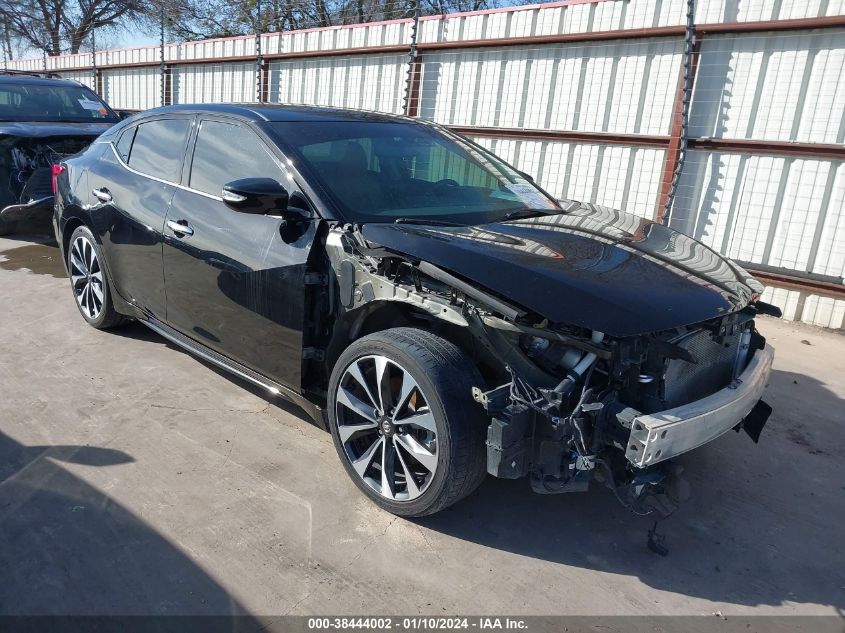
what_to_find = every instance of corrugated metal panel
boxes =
[101,46,160,67]
[176,36,257,61]
[420,39,681,134]
[690,31,845,144]
[471,136,664,219]
[102,67,161,110]
[760,285,802,319]
[269,54,406,113]
[696,0,845,23]
[800,294,845,328]
[171,62,257,103]
[670,150,845,280]
[58,70,95,89]
[418,0,684,44]
[759,285,845,329]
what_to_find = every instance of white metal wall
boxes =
[6,0,845,329]
[471,136,665,219]
[269,54,407,113]
[689,31,845,143]
[418,39,681,134]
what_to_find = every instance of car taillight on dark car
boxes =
[51,164,66,194]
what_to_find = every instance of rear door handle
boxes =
[92,188,112,203]
[166,219,194,237]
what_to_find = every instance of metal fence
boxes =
[6,0,845,329]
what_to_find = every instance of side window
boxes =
[128,119,190,181]
[189,120,283,197]
[115,125,136,162]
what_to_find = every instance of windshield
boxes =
[0,82,119,123]
[268,120,561,225]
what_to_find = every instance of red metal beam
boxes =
[698,14,845,34]
[449,126,670,148]
[747,268,845,299]
[688,138,845,160]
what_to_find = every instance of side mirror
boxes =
[116,110,135,120]
[222,178,290,215]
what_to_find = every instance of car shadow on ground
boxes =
[112,317,845,611]
[0,430,263,620]
[416,367,845,610]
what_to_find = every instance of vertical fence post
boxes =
[656,0,698,225]
[403,0,421,117]
[256,0,264,103]
[160,2,167,106]
[91,27,98,95]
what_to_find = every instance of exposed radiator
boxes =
[660,328,743,409]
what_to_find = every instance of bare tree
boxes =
[0,0,144,56]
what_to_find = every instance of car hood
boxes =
[361,203,762,337]
[0,121,114,139]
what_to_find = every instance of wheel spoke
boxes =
[83,240,91,271]
[397,409,436,433]
[351,435,382,478]
[392,369,420,420]
[373,356,389,413]
[345,361,379,412]
[86,285,96,317]
[90,279,104,303]
[337,386,378,422]
[338,420,378,443]
[381,435,396,499]
[70,249,87,276]
[394,437,421,499]
[395,432,437,473]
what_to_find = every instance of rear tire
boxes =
[67,225,126,330]
[328,327,487,517]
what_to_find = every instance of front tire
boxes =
[67,225,125,330]
[328,328,487,517]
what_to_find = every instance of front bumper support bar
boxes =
[625,344,775,468]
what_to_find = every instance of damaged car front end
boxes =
[0,72,119,234]
[315,202,778,520]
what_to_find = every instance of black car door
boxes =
[88,116,192,319]
[162,117,319,391]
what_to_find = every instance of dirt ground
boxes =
[1,223,843,618]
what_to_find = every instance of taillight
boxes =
[51,164,66,194]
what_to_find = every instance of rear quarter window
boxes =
[127,119,190,181]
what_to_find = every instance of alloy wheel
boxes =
[70,235,104,320]
[335,355,439,501]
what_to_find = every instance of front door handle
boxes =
[92,188,112,203]
[166,219,194,237]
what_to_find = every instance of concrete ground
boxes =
[1,223,843,617]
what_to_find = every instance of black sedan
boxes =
[54,104,777,517]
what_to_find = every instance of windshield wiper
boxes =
[393,217,467,227]
[500,209,560,222]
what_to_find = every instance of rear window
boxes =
[0,82,118,122]
[127,119,190,182]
